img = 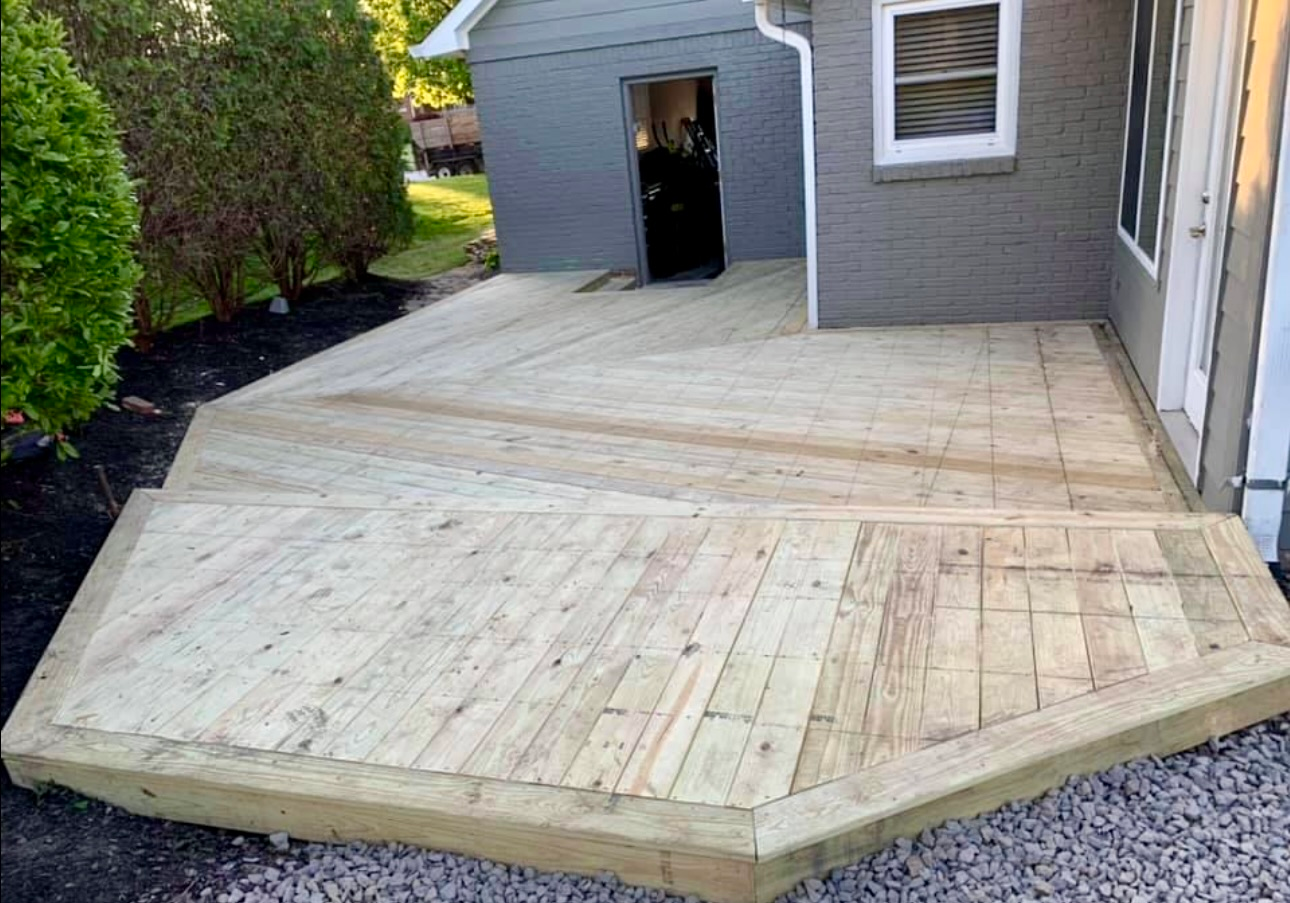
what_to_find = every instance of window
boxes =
[872,0,1021,166]
[1119,0,1178,274]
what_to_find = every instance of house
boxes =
[7,5,1290,893]
[413,0,1289,563]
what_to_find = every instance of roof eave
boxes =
[409,0,498,60]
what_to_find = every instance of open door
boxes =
[627,75,725,283]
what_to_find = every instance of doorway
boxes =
[626,74,726,283]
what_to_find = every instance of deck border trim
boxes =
[749,641,1290,899]
[5,494,1289,903]
[138,488,1231,529]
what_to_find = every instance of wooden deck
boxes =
[166,262,1183,511]
[4,263,1288,902]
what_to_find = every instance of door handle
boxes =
[1189,223,1208,238]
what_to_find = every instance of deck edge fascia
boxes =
[0,493,155,754]
[749,642,1290,901]
[2,726,758,902]
[163,407,218,490]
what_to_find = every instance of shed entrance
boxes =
[627,75,725,283]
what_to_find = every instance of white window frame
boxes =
[872,0,1022,167]
[1116,0,1182,280]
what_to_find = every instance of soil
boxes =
[0,272,475,903]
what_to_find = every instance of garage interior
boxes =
[628,75,725,283]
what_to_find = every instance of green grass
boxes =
[370,175,493,281]
[167,259,339,330]
[164,175,493,330]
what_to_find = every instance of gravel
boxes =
[201,717,1288,903]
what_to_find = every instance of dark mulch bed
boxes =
[1,277,427,903]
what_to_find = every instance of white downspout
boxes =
[1241,86,1290,562]
[754,0,818,329]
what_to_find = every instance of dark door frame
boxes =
[620,70,729,284]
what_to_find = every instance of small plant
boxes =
[1,0,140,458]
[484,248,501,272]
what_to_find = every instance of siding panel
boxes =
[1199,0,1289,510]
[469,0,806,62]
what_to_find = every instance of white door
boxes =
[1175,0,1243,430]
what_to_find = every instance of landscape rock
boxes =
[121,395,160,415]
[203,718,1286,903]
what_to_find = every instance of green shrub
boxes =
[43,0,243,337]
[1,0,141,455]
[296,0,413,280]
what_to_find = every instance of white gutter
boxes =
[1241,86,1290,561]
[754,0,819,329]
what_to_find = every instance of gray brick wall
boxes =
[470,29,805,274]
[812,0,1131,326]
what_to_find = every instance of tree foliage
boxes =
[43,0,256,329]
[363,0,472,108]
[1,0,141,452]
[38,0,413,325]
[215,0,413,294]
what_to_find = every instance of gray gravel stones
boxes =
[208,717,1288,903]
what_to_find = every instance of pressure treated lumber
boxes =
[752,643,1290,901]
[5,265,1287,903]
[6,487,1289,902]
[163,262,1181,512]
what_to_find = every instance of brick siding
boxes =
[812,0,1132,326]
[471,28,805,274]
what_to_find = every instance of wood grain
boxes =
[4,265,1286,903]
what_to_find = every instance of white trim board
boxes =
[410,0,499,58]
[1242,83,1290,561]
[870,0,1021,167]
[1154,0,1243,434]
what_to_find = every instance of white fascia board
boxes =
[409,0,498,59]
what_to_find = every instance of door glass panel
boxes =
[1119,0,1178,264]
[1137,0,1176,255]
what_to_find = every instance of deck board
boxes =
[162,262,1179,511]
[6,492,1286,901]
[4,265,1288,903]
[21,493,1287,798]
